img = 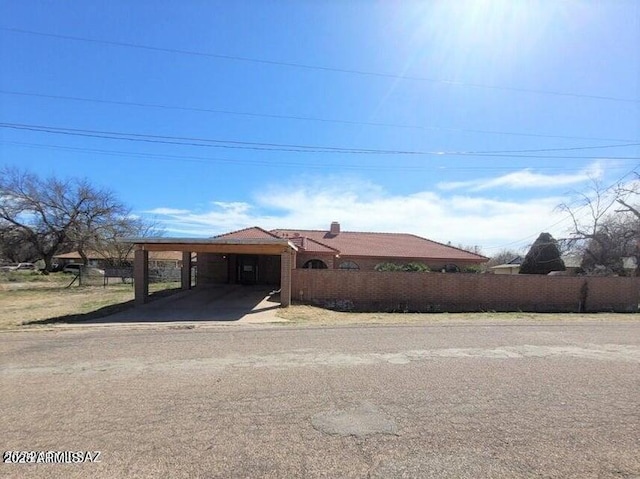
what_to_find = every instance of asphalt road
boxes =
[1,320,639,478]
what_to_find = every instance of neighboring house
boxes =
[560,255,582,275]
[623,256,637,272]
[197,222,488,285]
[490,256,524,275]
[53,250,190,269]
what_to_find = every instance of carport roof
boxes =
[126,237,298,254]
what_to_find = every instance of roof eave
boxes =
[122,237,298,251]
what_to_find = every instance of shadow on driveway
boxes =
[89,284,281,323]
[26,285,282,326]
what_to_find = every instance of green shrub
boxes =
[374,262,430,272]
[403,262,430,272]
[374,263,403,271]
[462,265,482,273]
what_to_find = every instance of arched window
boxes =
[302,259,328,269]
[338,261,359,270]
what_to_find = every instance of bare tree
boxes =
[65,187,131,266]
[447,242,483,255]
[0,167,148,271]
[485,249,522,269]
[558,177,640,275]
[0,226,39,263]
[93,216,163,267]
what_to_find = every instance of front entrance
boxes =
[237,255,258,284]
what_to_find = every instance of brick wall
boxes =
[197,253,228,284]
[291,270,640,313]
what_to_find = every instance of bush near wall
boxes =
[292,270,640,313]
[374,262,430,272]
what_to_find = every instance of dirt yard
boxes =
[0,272,179,329]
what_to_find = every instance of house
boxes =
[490,256,524,275]
[198,222,488,284]
[128,221,488,307]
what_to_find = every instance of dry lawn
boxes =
[0,273,179,329]
[276,304,640,326]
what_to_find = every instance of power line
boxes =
[0,89,634,144]
[467,143,640,154]
[3,26,639,104]
[5,140,636,172]
[0,122,412,154]
[2,122,640,157]
[0,141,419,169]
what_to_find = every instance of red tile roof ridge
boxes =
[273,228,430,236]
[404,233,489,260]
[213,226,281,239]
[272,228,488,261]
[303,236,340,253]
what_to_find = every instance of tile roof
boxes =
[213,226,281,240]
[270,228,488,262]
[182,224,488,262]
[287,236,339,254]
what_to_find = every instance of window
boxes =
[338,261,359,270]
[302,259,328,269]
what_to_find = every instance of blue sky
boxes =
[1,0,639,254]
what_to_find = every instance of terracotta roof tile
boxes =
[213,226,281,240]
[271,229,487,262]
[298,237,340,254]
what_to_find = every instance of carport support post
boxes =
[134,248,149,306]
[181,251,192,290]
[280,251,292,307]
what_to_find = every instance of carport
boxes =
[128,237,298,307]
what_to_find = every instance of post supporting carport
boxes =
[134,248,149,306]
[181,251,192,290]
[280,250,292,307]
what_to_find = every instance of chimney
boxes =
[330,221,340,236]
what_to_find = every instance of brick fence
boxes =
[291,270,640,313]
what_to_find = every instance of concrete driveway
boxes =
[93,284,283,323]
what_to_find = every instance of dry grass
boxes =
[276,304,640,326]
[0,273,179,330]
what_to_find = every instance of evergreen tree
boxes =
[519,233,565,275]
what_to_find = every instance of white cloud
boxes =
[142,176,584,252]
[145,207,191,215]
[438,162,603,191]
[211,202,252,214]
